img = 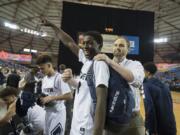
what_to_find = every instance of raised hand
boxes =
[40,17,53,27]
[62,68,73,83]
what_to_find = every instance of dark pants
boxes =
[104,112,145,135]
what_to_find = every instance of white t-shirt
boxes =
[120,58,145,111]
[70,49,110,135]
[26,104,45,134]
[41,72,71,110]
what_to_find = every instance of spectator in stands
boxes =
[143,62,176,135]
[2,67,10,79]
[19,66,40,89]
[6,69,21,88]
[0,67,5,85]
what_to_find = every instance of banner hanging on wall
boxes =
[101,34,139,55]
[0,51,32,62]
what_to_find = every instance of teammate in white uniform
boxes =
[41,19,110,135]
[36,54,72,135]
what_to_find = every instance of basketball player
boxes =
[36,54,72,135]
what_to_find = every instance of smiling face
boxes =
[82,35,100,60]
[113,37,129,58]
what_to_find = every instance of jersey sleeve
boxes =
[128,61,145,88]
[94,61,110,88]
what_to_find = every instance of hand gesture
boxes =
[94,54,111,64]
[40,96,53,105]
[40,17,53,27]
[62,68,73,82]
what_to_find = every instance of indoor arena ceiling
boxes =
[0,0,180,63]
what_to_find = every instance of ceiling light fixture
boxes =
[154,38,168,43]
[4,21,47,37]
[4,22,19,30]
[23,48,37,53]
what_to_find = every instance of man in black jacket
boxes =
[143,62,176,135]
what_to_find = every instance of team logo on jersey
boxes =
[51,123,62,135]
[44,88,54,93]
[80,73,87,80]
[80,127,85,135]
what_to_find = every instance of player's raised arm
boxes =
[41,17,79,57]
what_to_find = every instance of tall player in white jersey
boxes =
[64,32,110,135]
[40,18,109,135]
[36,55,72,135]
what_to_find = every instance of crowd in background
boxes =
[1,59,179,91]
[155,67,180,91]
[0,59,29,86]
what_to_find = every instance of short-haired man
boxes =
[94,36,145,135]
[143,62,176,135]
[41,19,109,135]
[36,54,72,135]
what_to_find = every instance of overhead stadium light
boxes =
[31,49,37,53]
[154,38,168,43]
[24,48,37,53]
[4,22,19,30]
[41,32,47,37]
[4,21,47,37]
[20,28,47,37]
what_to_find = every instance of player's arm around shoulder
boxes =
[93,60,110,135]
[128,60,145,87]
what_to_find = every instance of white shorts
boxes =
[44,107,66,135]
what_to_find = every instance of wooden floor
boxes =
[140,91,180,135]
